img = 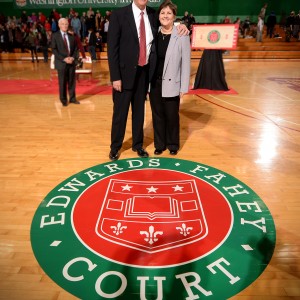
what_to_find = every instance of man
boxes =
[87,27,97,62]
[182,11,190,27]
[51,18,80,106]
[293,10,300,40]
[266,11,277,38]
[259,3,268,21]
[70,12,81,38]
[107,0,158,160]
[107,0,187,161]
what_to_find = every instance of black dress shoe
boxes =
[133,148,149,158]
[109,150,120,161]
[154,149,163,155]
[62,102,68,106]
[169,150,178,155]
[70,100,80,104]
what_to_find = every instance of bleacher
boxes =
[192,39,300,59]
[1,26,299,61]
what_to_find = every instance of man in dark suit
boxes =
[107,0,158,160]
[51,18,80,106]
[87,27,97,62]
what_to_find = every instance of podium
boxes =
[191,24,239,91]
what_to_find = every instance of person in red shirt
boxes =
[44,19,51,32]
[68,26,86,59]
[52,9,60,21]
[38,12,46,25]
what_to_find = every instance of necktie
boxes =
[138,11,146,66]
[63,33,70,55]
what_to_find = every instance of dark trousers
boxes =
[88,45,96,60]
[267,25,275,38]
[149,79,180,151]
[41,46,48,62]
[29,46,38,61]
[57,65,76,103]
[110,65,149,152]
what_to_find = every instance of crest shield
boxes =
[96,179,208,253]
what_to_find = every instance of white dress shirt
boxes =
[60,30,70,53]
[132,2,153,64]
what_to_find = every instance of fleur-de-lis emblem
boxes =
[140,225,163,245]
[176,223,193,237]
[110,222,127,236]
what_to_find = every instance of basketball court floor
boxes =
[0,58,299,299]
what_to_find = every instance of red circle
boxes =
[73,169,232,267]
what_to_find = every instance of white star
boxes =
[121,184,132,191]
[173,185,184,191]
[147,186,158,193]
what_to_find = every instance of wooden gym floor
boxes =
[0,57,299,299]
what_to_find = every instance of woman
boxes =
[149,0,190,155]
[25,27,39,62]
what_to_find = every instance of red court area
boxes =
[0,80,238,95]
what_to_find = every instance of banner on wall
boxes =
[191,24,239,50]
[14,0,162,9]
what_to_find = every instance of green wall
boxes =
[0,0,298,23]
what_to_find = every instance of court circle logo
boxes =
[207,30,221,44]
[31,158,276,299]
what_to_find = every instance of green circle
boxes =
[31,158,276,299]
[207,30,221,44]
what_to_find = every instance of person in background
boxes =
[51,8,60,21]
[6,22,15,53]
[256,15,264,42]
[68,25,86,59]
[259,3,268,21]
[233,17,243,37]
[223,15,231,24]
[189,13,195,25]
[104,10,111,21]
[20,11,27,25]
[95,11,103,32]
[86,14,95,33]
[68,8,76,20]
[149,0,190,156]
[71,12,81,38]
[293,10,300,39]
[38,29,49,62]
[181,11,190,27]
[285,11,295,42]
[38,12,46,25]
[87,27,97,62]
[51,17,58,33]
[242,16,251,38]
[95,31,103,52]
[80,12,88,41]
[14,25,26,53]
[30,12,38,24]
[51,18,79,106]
[25,27,39,62]
[266,11,277,38]
[0,24,9,53]
[87,7,95,18]
[102,18,109,43]
[44,19,51,32]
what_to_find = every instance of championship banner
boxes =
[14,0,163,9]
[191,24,239,50]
